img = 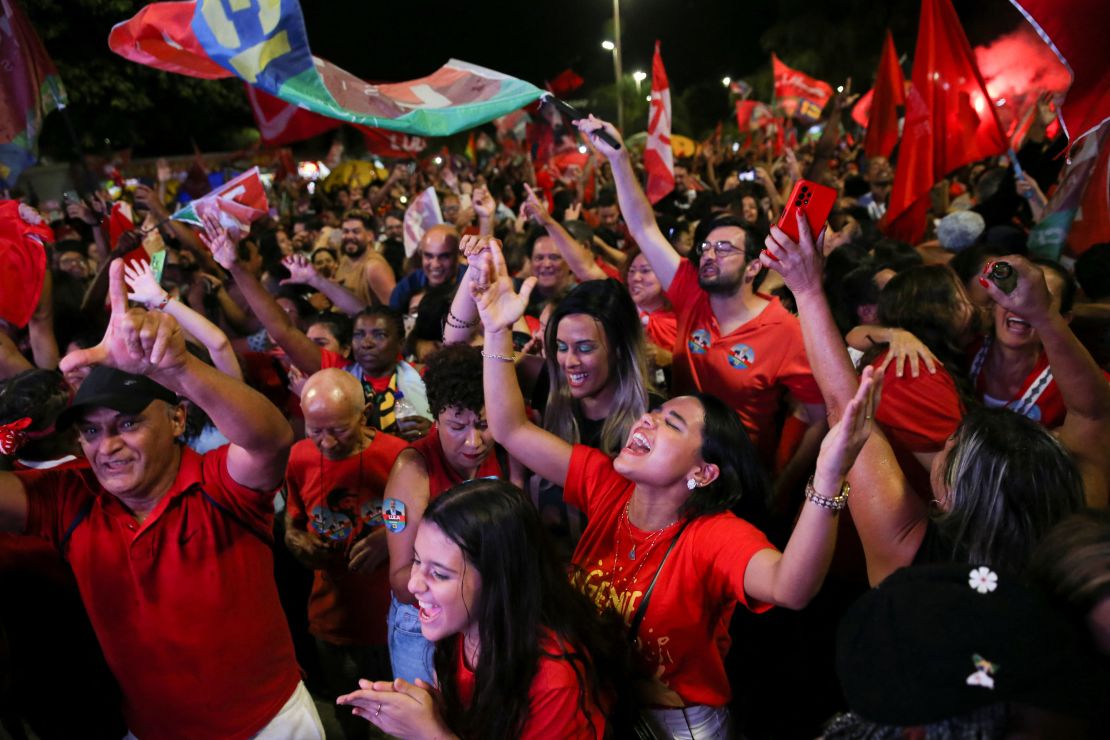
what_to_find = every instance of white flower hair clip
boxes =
[966,653,998,690]
[968,566,998,594]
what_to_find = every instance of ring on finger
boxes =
[374,702,382,718]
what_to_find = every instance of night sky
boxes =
[300,0,1025,95]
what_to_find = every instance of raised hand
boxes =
[66,199,99,226]
[573,115,625,159]
[470,240,535,333]
[59,259,188,378]
[197,211,238,270]
[880,329,939,378]
[472,185,495,221]
[761,210,827,297]
[814,365,882,488]
[133,184,169,218]
[978,256,1054,324]
[564,200,583,222]
[279,254,319,286]
[521,183,552,226]
[123,259,169,309]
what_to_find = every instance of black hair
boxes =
[563,219,595,248]
[426,479,630,739]
[686,392,770,521]
[273,288,313,321]
[691,215,763,265]
[54,239,87,257]
[524,224,549,259]
[551,189,577,223]
[500,232,528,276]
[948,243,1011,287]
[355,305,405,341]
[411,284,456,342]
[0,369,71,434]
[1074,243,1110,301]
[595,188,617,209]
[307,312,352,348]
[871,238,923,273]
[341,209,376,230]
[424,343,484,418]
[310,246,339,264]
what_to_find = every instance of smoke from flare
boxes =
[974,25,1071,103]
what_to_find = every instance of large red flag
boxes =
[863,31,906,159]
[1010,0,1108,149]
[772,54,833,121]
[884,0,1008,243]
[645,41,674,205]
[245,85,341,147]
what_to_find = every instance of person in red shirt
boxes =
[464,240,878,734]
[284,368,409,738]
[339,479,628,739]
[383,343,521,686]
[763,220,1109,589]
[576,116,828,492]
[0,260,320,739]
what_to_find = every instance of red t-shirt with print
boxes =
[285,432,408,645]
[564,445,775,707]
[871,350,963,499]
[666,260,823,460]
[640,306,678,352]
[454,630,606,739]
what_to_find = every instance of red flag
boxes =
[108,202,136,250]
[106,1,225,79]
[772,54,833,121]
[645,41,674,205]
[546,69,584,99]
[852,88,874,128]
[361,129,427,159]
[863,31,907,159]
[0,201,50,327]
[246,86,341,146]
[1010,0,1109,149]
[884,0,1008,243]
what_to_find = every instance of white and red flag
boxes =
[172,167,268,234]
[644,41,674,205]
[403,187,444,257]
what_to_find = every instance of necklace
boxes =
[612,500,679,589]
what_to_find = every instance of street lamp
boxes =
[608,0,624,134]
[601,40,615,51]
[632,70,646,93]
[722,76,731,87]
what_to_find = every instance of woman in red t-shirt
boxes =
[459,240,880,735]
[624,249,678,380]
[339,479,627,738]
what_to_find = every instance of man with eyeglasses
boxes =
[576,116,827,490]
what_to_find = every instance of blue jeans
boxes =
[388,595,435,685]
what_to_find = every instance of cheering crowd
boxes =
[1,102,1108,740]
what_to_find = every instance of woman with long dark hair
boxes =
[338,479,627,738]
[762,214,1109,585]
[454,239,879,737]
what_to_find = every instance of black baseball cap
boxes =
[58,366,179,428]
[836,563,1108,726]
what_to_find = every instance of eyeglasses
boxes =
[694,240,743,259]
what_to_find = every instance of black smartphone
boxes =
[541,95,622,151]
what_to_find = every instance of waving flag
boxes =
[403,187,443,258]
[772,54,833,122]
[645,41,674,205]
[0,0,67,188]
[862,31,906,159]
[0,201,51,327]
[1010,0,1108,149]
[109,1,542,137]
[884,0,1007,243]
[171,167,268,232]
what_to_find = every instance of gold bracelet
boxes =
[480,350,515,363]
[804,476,849,511]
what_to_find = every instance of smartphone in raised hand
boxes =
[777,179,837,244]
[541,95,622,151]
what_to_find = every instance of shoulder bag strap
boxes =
[627,519,690,643]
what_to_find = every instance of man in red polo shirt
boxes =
[576,116,827,485]
[0,261,319,740]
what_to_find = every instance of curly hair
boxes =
[0,369,72,434]
[423,343,484,419]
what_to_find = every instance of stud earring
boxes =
[687,478,697,490]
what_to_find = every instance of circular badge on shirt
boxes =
[688,329,712,355]
[727,343,756,370]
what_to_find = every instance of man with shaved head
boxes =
[388,224,467,312]
[283,368,410,737]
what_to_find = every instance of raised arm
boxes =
[470,241,574,486]
[522,183,607,282]
[575,116,681,289]
[280,254,368,316]
[382,449,430,603]
[981,257,1110,506]
[744,367,880,608]
[60,260,293,491]
[202,213,324,375]
[763,212,927,584]
[123,258,242,380]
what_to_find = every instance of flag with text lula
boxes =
[645,41,674,205]
[772,54,833,122]
[109,0,543,137]
[0,0,67,188]
[883,0,1007,244]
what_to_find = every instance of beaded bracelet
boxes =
[480,350,516,363]
[804,476,849,511]
[446,309,480,329]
